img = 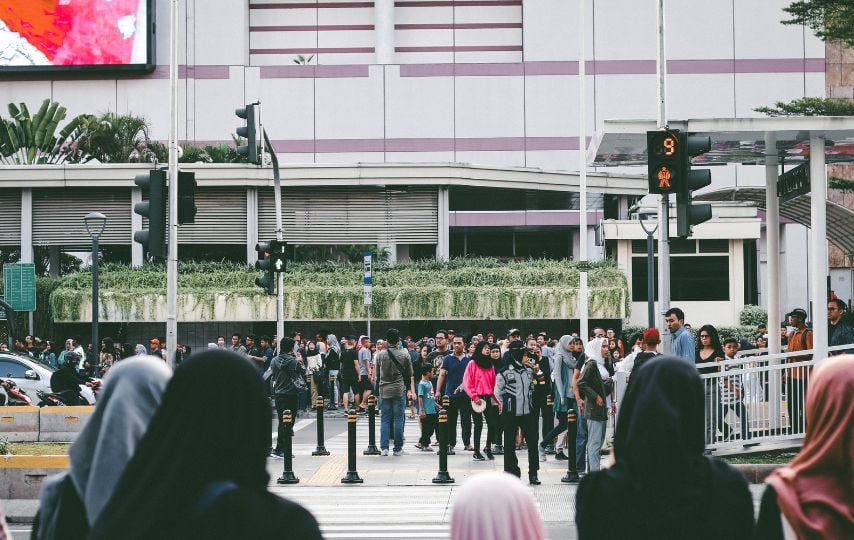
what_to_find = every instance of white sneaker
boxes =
[381,449,389,456]
[393,449,407,456]
[538,444,547,462]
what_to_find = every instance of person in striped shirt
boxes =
[716,338,751,444]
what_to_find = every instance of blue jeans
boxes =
[575,407,588,472]
[586,419,606,472]
[380,394,406,451]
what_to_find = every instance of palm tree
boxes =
[0,100,92,164]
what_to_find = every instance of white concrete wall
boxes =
[0,0,824,174]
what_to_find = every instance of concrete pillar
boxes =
[809,134,828,360]
[379,241,397,263]
[247,187,259,264]
[375,0,394,64]
[19,188,33,263]
[131,187,143,267]
[765,131,782,428]
[436,187,449,259]
[396,244,410,263]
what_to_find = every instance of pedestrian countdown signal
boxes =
[647,129,681,195]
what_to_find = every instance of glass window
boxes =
[632,256,729,302]
[0,360,29,378]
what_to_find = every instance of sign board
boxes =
[363,252,372,306]
[777,161,811,204]
[3,263,36,312]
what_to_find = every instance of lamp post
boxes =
[84,212,107,360]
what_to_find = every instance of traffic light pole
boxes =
[166,0,179,368]
[656,0,672,353]
[577,0,589,342]
[262,130,285,344]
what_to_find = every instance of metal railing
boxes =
[612,345,850,452]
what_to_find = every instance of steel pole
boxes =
[262,130,285,343]
[165,0,179,368]
[91,235,99,357]
[810,134,828,360]
[577,0,589,341]
[656,0,671,353]
[647,232,656,328]
[764,132,782,430]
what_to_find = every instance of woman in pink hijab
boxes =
[755,355,854,539]
[450,472,545,540]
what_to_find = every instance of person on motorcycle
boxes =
[50,352,88,405]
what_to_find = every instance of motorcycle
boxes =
[37,387,91,406]
[0,379,33,406]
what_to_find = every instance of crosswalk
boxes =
[276,486,452,539]
[292,415,431,455]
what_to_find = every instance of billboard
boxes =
[1,0,154,73]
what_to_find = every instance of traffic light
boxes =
[235,104,259,165]
[269,239,290,273]
[646,129,681,195]
[675,133,712,238]
[255,240,275,295]
[133,169,167,259]
[177,170,197,225]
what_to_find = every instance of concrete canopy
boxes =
[696,188,854,256]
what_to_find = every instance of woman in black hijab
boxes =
[88,350,322,540]
[575,356,753,540]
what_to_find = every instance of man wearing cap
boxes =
[631,329,661,373]
[785,308,812,434]
[501,329,522,366]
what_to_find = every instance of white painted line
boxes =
[271,418,316,440]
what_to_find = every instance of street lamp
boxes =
[84,212,107,361]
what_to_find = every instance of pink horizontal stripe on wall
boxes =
[250,47,375,54]
[395,45,522,53]
[148,65,230,79]
[395,23,523,30]
[260,65,370,78]
[250,2,374,9]
[250,25,375,31]
[396,1,521,6]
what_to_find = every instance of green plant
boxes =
[754,97,854,117]
[783,0,854,46]
[80,112,153,163]
[739,305,768,327]
[0,437,8,455]
[0,100,92,164]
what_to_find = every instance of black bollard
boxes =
[561,409,580,483]
[440,395,452,454]
[544,395,556,454]
[364,395,381,455]
[432,408,454,483]
[312,397,330,456]
[341,409,364,484]
[277,410,299,484]
[328,373,338,410]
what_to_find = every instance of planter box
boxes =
[38,406,94,442]
[0,406,39,442]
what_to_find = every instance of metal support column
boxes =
[577,0,589,341]
[656,0,671,352]
[764,132,782,430]
[809,134,828,360]
[165,0,180,368]
[374,0,394,64]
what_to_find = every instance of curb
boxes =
[731,464,781,484]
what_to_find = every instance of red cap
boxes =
[642,328,661,346]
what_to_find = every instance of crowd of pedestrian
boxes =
[2,300,852,539]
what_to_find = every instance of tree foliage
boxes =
[0,100,93,164]
[783,0,854,46]
[754,97,854,117]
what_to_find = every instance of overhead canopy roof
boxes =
[696,187,854,255]
[591,117,854,166]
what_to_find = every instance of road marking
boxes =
[271,418,316,441]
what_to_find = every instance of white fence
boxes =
[612,345,850,452]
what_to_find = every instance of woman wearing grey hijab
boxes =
[539,336,578,470]
[34,356,172,539]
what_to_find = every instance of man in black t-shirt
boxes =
[632,329,661,373]
[339,337,360,411]
[245,334,265,373]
